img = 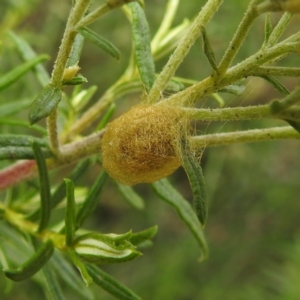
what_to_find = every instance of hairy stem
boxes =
[217,0,258,77]
[190,126,300,148]
[147,0,224,104]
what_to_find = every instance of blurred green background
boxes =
[1,0,300,299]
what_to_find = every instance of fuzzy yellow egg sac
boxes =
[278,0,300,13]
[101,104,187,186]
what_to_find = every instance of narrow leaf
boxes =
[4,240,54,281]
[0,146,52,160]
[201,27,218,72]
[27,159,91,222]
[0,54,49,92]
[64,179,76,246]
[284,119,300,133]
[116,182,145,210]
[68,249,93,287]
[129,225,158,246]
[264,13,273,45]
[129,2,155,92]
[32,142,51,232]
[50,251,94,300]
[151,179,208,261]
[41,264,66,300]
[181,151,207,226]
[67,33,85,67]
[0,118,47,134]
[260,75,290,96]
[96,103,116,130]
[219,84,245,96]
[0,134,48,147]
[77,27,120,60]
[0,99,31,117]
[8,31,50,86]
[63,76,88,85]
[75,170,108,229]
[87,264,141,300]
[29,84,62,125]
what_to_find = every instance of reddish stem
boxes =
[0,160,37,190]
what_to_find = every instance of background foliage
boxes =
[1,0,300,299]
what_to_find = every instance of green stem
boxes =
[217,0,258,77]
[164,41,298,106]
[184,104,271,121]
[190,126,300,148]
[147,0,223,104]
[51,0,91,87]
[47,109,61,156]
[75,0,137,29]
[266,12,293,47]
[249,66,300,77]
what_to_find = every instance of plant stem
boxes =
[51,0,91,87]
[47,109,61,156]
[184,104,271,121]
[217,0,258,77]
[190,126,300,148]
[47,0,91,156]
[0,130,104,191]
[164,41,298,106]
[266,12,293,47]
[147,0,224,104]
[1,203,65,249]
[248,66,300,77]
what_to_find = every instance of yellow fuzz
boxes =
[277,0,300,13]
[101,104,187,186]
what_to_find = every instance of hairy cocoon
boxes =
[101,104,187,185]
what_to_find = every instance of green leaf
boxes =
[116,182,145,210]
[181,151,207,226]
[129,225,158,246]
[72,85,97,112]
[77,27,120,60]
[0,118,47,134]
[68,249,93,287]
[74,232,141,264]
[50,251,94,300]
[63,75,88,85]
[129,2,155,92]
[219,84,245,96]
[27,159,91,222]
[151,179,208,261]
[260,75,290,96]
[0,134,48,147]
[96,103,116,130]
[8,31,50,87]
[67,33,85,67]
[4,240,54,281]
[0,146,52,160]
[87,264,141,300]
[270,85,300,114]
[0,99,31,117]
[201,26,218,72]
[284,119,300,133]
[29,84,62,125]
[263,13,273,45]
[32,142,52,233]
[75,170,108,229]
[64,179,76,246]
[0,54,49,92]
[41,264,66,300]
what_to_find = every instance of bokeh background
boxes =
[1,0,300,299]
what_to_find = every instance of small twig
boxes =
[217,0,258,77]
[190,126,300,148]
[147,0,224,104]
